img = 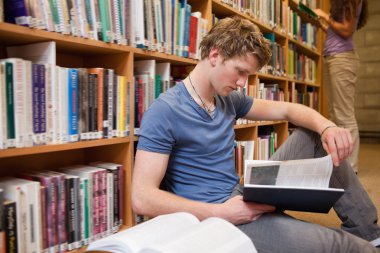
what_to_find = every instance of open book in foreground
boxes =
[243,155,344,213]
[86,212,257,253]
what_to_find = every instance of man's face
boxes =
[211,53,260,96]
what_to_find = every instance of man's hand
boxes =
[215,195,275,225]
[320,126,353,166]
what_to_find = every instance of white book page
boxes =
[140,217,257,253]
[7,41,56,65]
[86,212,199,253]
[276,155,333,188]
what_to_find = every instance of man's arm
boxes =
[244,99,353,166]
[131,149,275,224]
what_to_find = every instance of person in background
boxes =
[132,16,379,252]
[314,0,368,174]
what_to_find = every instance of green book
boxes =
[298,2,318,20]
[4,62,15,142]
[155,74,162,99]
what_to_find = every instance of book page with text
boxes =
[86,212,199,253]
[276,155,333,188]
[140,217,257,253]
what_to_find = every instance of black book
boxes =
[243,155,344,213]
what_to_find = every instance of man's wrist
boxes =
[320,125,337,136]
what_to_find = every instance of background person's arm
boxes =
[314,8,357,39]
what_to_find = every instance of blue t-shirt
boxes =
[137,82,253,203]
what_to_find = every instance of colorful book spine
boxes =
[68,68,79,142]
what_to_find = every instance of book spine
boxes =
[4,200,18,253]
[67,68,79,142]
[78,68,89,140]
[12,59,26,148]
[23,60,33,147]
[32,63,40,145]
[102,69,109,138]
[65,177,75,250]
[4,62,15,148]
[107,69,114,138]
[99,169,107,237]
[39,64,47,145]
[55,174,67,252]
[106,172,113,235]
[0,64,7,149]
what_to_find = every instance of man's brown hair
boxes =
[199,16,272,68]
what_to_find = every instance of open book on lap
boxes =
[243,155,344,213]
[86,212,257,253]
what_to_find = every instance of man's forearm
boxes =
[286,103,335,135]
[132,187,220,221]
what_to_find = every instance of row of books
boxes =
[0,162,124,253]
[288,9,318,49]
[288,43,317,83]
[3,0,208,59]
[256,82,285,102]
[260,33,286,77]
[220,0,318,51]
[219,0,287,33]
[234,132,278,177]
[290,82,319,110]
[134,60,179,128]
[0,58,131,150]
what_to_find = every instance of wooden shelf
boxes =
[257,73,288,82]
[234,121,287,130]
[289,78,320,87]
[0,138,130,159]
[289,37,321,59]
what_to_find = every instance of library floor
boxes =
[286,141,380,228]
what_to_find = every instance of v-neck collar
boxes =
[179,82,217,120]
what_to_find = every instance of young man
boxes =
[132,16,380,252]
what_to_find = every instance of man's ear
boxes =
[208,48,219,67]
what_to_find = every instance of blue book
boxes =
[32,63,40,143]
[4,0,31,26]
[39,64,46,144]
[68,68,79,142]
[182,3,191,58]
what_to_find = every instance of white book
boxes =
[0,177,42,253]
[6,41,56,65]
[86,212,257,253]
[134,0,146,47]
[59,67,69,143]
[126,0,135,46]
[45,63,57,144]
[23,60,33,147]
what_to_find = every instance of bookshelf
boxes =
[0,0,324,252]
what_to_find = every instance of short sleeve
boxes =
[137,100,176,154]
[229,91,253,119]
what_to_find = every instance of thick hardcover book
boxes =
[243,155,344,213]
[86,212,257,253]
